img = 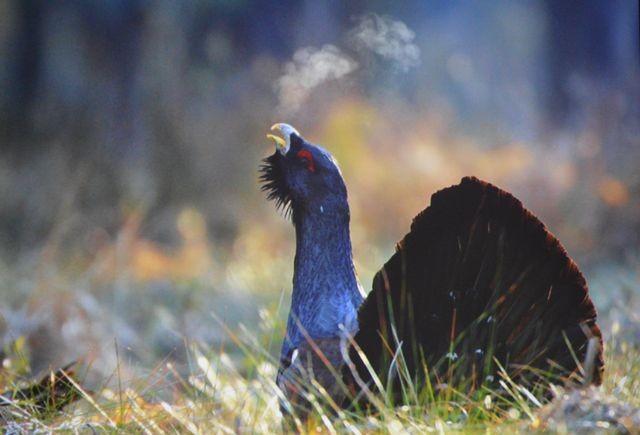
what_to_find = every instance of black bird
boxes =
[260,123,603,415]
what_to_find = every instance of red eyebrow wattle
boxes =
[297,150,316,172]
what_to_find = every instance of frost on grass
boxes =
[534,387,640,433]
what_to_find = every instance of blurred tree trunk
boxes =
[542,0,632,127]
[3,0,45,148]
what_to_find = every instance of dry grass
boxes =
[1,304,639,433]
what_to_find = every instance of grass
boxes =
[0,193,638,433]
[0,308,639,433]
[0,240,639,433]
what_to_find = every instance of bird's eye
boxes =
[296,150,316,172]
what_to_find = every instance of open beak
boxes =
[267,123,299,155]
[266,133,287,154]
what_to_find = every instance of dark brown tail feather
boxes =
[346,177,603,404]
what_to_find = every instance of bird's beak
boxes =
[267,123,299,155]
[266,133,287,154]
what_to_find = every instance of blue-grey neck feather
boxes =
[280,204,364,363]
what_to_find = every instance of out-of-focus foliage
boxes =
[0,0,638,416]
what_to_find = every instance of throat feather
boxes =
[286,211,363,350]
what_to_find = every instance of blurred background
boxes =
[0,1,638,385]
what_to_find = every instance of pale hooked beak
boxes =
[267,123,299,155]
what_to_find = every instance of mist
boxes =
[349,13,421,71]
[276,44,357,117]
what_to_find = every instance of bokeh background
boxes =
[0,1,638,386]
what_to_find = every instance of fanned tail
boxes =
[347,177,603,402]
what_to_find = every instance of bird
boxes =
[260,123,603,417]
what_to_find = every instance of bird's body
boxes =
[261,130,365,370]
[261,123,603,417]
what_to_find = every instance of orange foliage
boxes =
[92,208,214,283]
[598,177,630,207]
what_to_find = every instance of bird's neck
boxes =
[284,206,363,357]
[294,210,358,293]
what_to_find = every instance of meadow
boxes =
[1,2,638,432]
[2,102,639,432]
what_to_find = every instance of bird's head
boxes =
[260,123,348,223]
